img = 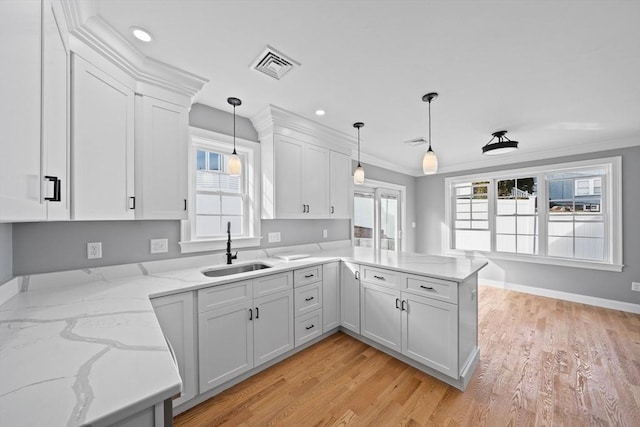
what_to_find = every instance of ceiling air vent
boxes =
[404,137,429,147]
[250,45,300,80]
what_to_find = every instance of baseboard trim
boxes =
[481,279,640,314]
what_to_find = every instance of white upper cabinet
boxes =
[71,55,136,220]
[135,96,188,220]
[42,0,70,221]
[0,0,45,221]
[252,106,354,220]
[329,151,351,218]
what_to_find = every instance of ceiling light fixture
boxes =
[130,26,153,42]
[227,97,242,177]
[353,122,365,185]
[315,109,326,116]
[482,130,519,155]
[422,92,438,175]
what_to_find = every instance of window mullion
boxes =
[488,178,496,252]
[538,172,548,257]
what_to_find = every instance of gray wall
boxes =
[12,219,351,275]
[355,161,418,253]
[0,224,12,283]
[189,103,259,142]
[415,146,640,305]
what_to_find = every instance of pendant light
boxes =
[353,122,365,185]
[482,130,519,155]
[227,97,242,177]
[422,92,439,175]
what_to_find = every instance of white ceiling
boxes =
[96,0,640,175]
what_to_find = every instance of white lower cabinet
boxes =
[360,283,402,352]
[402,292,458,378]
[359,276,460,379]
[294,309,323,347]
[253,290,294,365]
[198,272,293,394]
[340,262,360,333]
[322,262,340,332]
[150,292,197,408]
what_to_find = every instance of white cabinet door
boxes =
[274,135,304,218]
[253,290,294,367]
[402,292,459,378]
[135,95,188,219]
[340,262,360,333]
[303,144,330,217]
[198,300,253,393]
[71,55,135,220]
[322,262,340,332]
[329,151,351,218]
[151,292,197,407]
[0,0,46,221]
[361,283,402,352]
[42,0,69,221]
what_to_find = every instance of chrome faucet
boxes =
[226,221,238,264]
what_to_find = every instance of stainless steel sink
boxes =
[202,262,272,277]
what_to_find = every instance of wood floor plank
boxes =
[175,286,640,427]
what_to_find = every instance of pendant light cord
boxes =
[232,105,237,155]
[428,99,432,152]
[357,127,361,166]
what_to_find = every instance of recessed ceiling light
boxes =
[315,109,326,116]
[130,26,153,42]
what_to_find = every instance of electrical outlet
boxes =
[268,232,281,243]
[632,282,640,292]
[322,229,328,238]
[87,242,102,259]
[150,238,168,254]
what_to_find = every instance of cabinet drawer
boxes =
[253,272,293,298]
[294,265,322,287]
[294,309,323,347]
[294,282,322,316]
[198,280,252,313]
[361,265,401,289]
[406,274,458,304]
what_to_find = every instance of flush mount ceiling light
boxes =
[130,26,152,42]
[353,122,365,185]
[227,97,242,177]
[422,92,439,175]
[315,109,326,116]
[482,130,519,155]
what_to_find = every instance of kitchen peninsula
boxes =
[0,245,486,426]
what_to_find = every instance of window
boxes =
[445,157,622,271]
[180,127,260,253]
[353,180,405,252]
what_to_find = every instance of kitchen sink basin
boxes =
[202,262,272,277]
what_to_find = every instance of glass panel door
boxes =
[379,191,399,251]
[353,190,375,248]
[353,186,401,252]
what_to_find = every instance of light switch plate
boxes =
[150,238,169,254]
[87,242,102,259]
[322,229,328,238]
[632,282,640,292]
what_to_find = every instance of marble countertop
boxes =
[0,245,486,426]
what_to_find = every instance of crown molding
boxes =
[250,105,356,154]
[61,0,208,102]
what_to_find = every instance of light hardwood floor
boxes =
[174,286,640,426]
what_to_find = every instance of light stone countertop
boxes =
[0,245,486,426]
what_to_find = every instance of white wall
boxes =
[416,146,640,305]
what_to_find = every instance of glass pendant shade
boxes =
[422,149,438,175]
[353,164,365,184]
[228,151,242,177]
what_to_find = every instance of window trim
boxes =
[180,127,261,253]
[444,156,623,271]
